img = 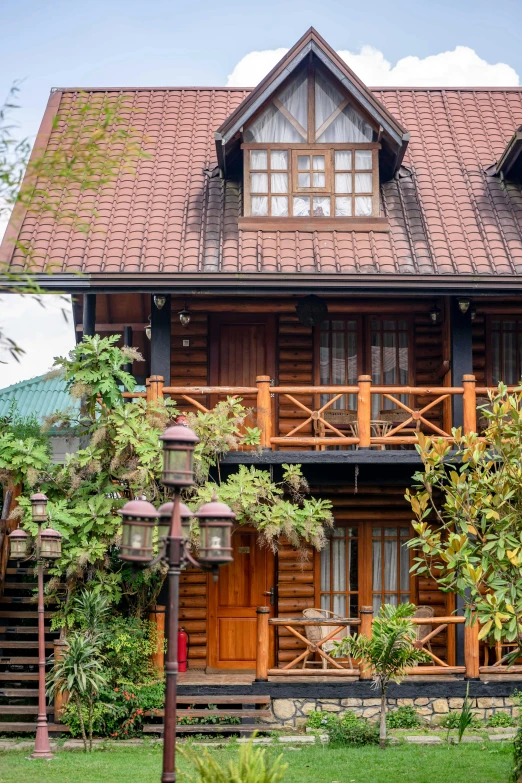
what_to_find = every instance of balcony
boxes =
[126,373,492,452]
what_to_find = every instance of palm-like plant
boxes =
[333,603,429,748]
[47,633,108,751]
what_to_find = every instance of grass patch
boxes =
[0,742,513,783]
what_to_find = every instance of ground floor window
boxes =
[489,318,522,385]
[319,522,411,617]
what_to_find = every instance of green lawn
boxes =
[0,742,514,783]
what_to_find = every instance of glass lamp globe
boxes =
[40,528,62,560]
[158,501,194,540]
[195,495,235,567]
[9,528,30,560]
[30,492,48,524]
[118,498,159,563]
[159,425,199,488]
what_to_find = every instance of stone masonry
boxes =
[260,696,519,729]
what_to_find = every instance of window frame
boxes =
[486,315,522,385]
[243,143,380,219]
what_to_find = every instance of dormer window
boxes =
[242,63,380,220]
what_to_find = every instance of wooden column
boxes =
[150,294,171,385]
[255,606,270,681]
[148,605,166,672]
[464,611,480,680]
[147,375,164,403]
[359,606,373,679]
[256,376,273,449]
[357,376,372,449]
[53,640,69,722]
[450,297,473,430]
[123,326,133,374]
[462,374,477,434]
[83,294,96,337]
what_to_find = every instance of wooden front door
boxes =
[209,313,276,409]
[208,529,275,670]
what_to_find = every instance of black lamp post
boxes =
[118,424,235,783]
[8,492,62,759]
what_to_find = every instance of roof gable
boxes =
[216,28,409,174]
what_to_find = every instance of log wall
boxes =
[179,569,208,669]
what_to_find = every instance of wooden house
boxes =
[3,29,522,713]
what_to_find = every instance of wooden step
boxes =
[0,688,39,697]
[0,626,54,634]
[0,722,69,733]
[0,705,53,714]
[0,672,39,680]
[0,612,52,619]
[0,657,47,665]
[146,709,271,718]
[3,583,66,591]
[143,724,270,734]
[0,642,54,649]
[175,696,270,705]
[4,567,38,576]
[0,597,56,604]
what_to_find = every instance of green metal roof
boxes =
[0,374,79,423]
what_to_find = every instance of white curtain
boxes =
[335,150,352,170]
[293,196,310,217]
[271,173,288,193]
[244,70,307,143]
[354,173,372,194]
[315,70,374,143]
[270,150,288,169]
[335,197,352,217]
[271,196,288,216]
[355,196,372,216]
[251,196,268,216]
[335,173,352,194]
[355,150,372,170]
[251,173,268,193]
[250,150,267,169]
[313,197,330,217]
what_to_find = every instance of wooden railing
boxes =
[255,607,482,681]
[123,373,502,451]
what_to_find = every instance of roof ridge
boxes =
[52,85,522,94]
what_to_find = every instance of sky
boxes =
[1,0,522,386]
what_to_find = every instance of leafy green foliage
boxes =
[333,604,429,747]
[306,710,379,746]
[512,727,522,783]
[180,740,288,783]
[487,712,515,728]
[0,403,50,486]
[386,705,421,729]
[407,385,522,659]
[177,704,241,726]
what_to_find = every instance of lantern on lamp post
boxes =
[159,424,199,487]
[118,498,159,563]
[9,528,30,560]
[195,496,234,570]
[39,528,62,560]
[158,501,193,541]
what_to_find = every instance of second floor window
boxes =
[243,61,379,219]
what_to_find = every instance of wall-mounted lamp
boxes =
[145,315,152,341]
[178,302,191,328]
[429,304,441,325]
[154,295,167,311]
[458,298,471,314]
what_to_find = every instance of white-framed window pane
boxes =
[270,150,288,170]
[298,155,310,169]
[251,196,268,216]
[355,173,372,193]
[335,150,352,170]
[355,150,372,170]
[251,173,268,193]
[271,173,288,193]
[355,196,372,216]
[271,196,288,217]
[312,155,325,170]
[298,172,311,188]
[313,197,331,217]
[293,196,310,216]
[335,173,352,193]
[250,150,267,169]
[313,172,326,187]
[335,197,352,216]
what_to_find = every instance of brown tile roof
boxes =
[3,85,522,282]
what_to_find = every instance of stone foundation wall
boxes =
[262,696,519,729]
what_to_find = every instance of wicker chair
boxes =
[301,608,353,669]
[413,605,435,653]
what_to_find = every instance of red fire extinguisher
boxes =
[178,627,189,672]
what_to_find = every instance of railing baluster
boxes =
[462,374,477,435]
[256,376,273,449]
[359,606,373,679]
[357,376,372,448]
[464,609,480,680]
[147,375,164,403]
[256,606,270,681]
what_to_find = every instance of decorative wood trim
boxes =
[241,142,382,150]
[315,97,350,140]
[238,217,390,232]
[273,98,307,139]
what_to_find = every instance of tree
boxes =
[406,384,522,661]
[332,604,428,748]
[0,85,143,361]
[47,633,108,751]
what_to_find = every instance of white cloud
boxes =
[0,294,75,388]
[227,44,519,88]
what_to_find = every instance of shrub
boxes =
[103,616,159,685]
[439,711,482,730]
[178,704,241,727]
[386,705,421,729]
[306,710,379,746]
[512,727,522,783]
[488,712,516,728]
